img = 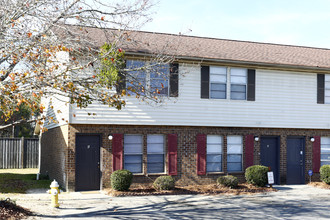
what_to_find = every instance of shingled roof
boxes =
[73,26,330,71]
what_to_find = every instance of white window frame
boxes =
[325,75,330,104]
[209,66,227,99]
[126,60,170,97]
[206,135,223,172]
[230,68,247,100]
[124,134,143,174]
[227,135,243,172]
[321,137,330,166]
[147,134,165,174]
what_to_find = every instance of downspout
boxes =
[34,117,41,180]
[37,132,42,180]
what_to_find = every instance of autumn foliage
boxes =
[0,0,154,131]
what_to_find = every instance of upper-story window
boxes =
[230,68,247,100]
[325,75,330,104]
[126,60,169,96]
[201,65,255,101]
[210,67,227,99]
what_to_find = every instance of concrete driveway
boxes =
[5,184,330,219]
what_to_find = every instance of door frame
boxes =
[286,136,305,184]
[260,136,280,184]
[75,133,102,191]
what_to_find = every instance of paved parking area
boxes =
[4,185,330,219]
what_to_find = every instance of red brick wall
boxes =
[40,125,68,189]
[64,124,327,190]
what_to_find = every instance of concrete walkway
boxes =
[4,185,330,219]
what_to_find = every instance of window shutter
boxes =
[112,134,123,171]
[167,134,178,175]
[245,134,254,169]
[313,136,321,173]
[317,74,325,104]
[170,63,179,97]
[116,71,126,95]
[201,66,210,99]
[196,134,206,175]
[247,69,256,101]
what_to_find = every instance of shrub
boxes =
[153,176,175,190]
[320,165,330,184]
[110,169,133,191]
[245,165,268,187]
[217,175,238,188]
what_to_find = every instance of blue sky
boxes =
[142,0,330,48]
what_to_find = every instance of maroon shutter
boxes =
[112,134,123,171]
[168,134,178,175]
[196,134,206,175]
[245,134,254,169]
[313,136,321,173]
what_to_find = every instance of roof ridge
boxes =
[135,29,330,51]
[62,24,330,51]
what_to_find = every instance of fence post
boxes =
[20,137,25,169]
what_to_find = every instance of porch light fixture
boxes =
[108,135,113,141]
[254,136,259,142]
[310,137,315,142]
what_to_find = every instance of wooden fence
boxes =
[0,138,39,169]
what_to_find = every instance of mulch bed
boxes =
[309,182,330,189]
[106,183,277,197]
[0,198,33,220]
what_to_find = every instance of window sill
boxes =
[207,172,225,175]
[227,171,244,174]
[146,173,167,176]
[132,173,145,176]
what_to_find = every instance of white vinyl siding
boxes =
[230,68,247,100]
[210,66,227,99]
[147,135,165,173]
[207,135,223,172]
[124,135,143,173]
[227,135,243,172]
[71,65,330,130]
[42,95,70,130]
[321,137,330,166]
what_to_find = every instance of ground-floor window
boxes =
[321,137,330,166]
[124,134,143,173]
[206,135,223,172]
[227,135,243,172]
[147,134,165,173]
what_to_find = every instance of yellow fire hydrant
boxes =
[47,179,61,208]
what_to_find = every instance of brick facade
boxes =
[40,125,68,189]
[54,124,325,191]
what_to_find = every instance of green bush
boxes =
[110,169,133,191]
[153,176,175,190]
[245,165,268,187]
[320,165,330,184]
[217,175,238,188]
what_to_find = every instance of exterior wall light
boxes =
[108,135,113,140]
[310,137,315,142]
[254,136,259,142]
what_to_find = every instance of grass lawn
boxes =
[0,169,51,193]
